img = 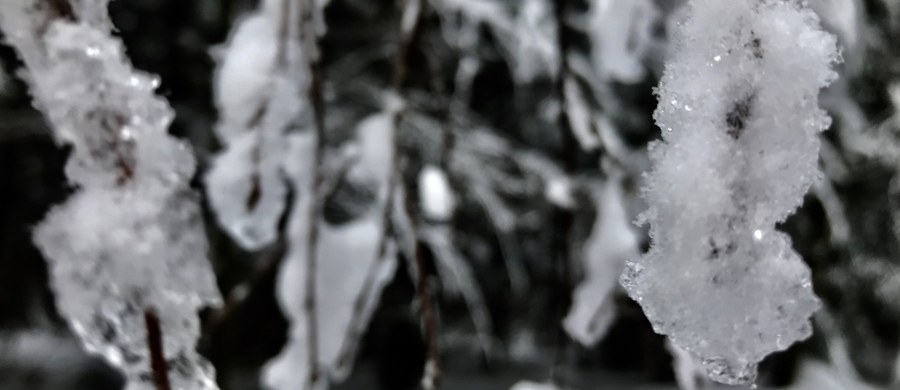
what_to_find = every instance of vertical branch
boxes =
[414,240,441,390]
[392,0,441,388]
[550,0,578,385]
[301,0,327,386]
[422,40,455,175]
[144,309,171,390]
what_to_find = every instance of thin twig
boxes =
[144,309,172,390]
[199,0,303,342]
[421,37,455,175]
[200,219,290,342]
[414,226,441,390]
[550,0,579,386]
[393,0,442,388]
[245,0,293,212]
[332,0,440,386]
[301,0,327,385]
[199,8,326,389]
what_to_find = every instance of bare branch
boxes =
[144,309,172,390]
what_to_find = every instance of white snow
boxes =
[564,179,637,346]
[512,0,559,82]
[205,5,312,250]
[264,110,399,389]
[419,165,456,221]
[621,0,839,385]
[587,0,660,83]
[0,2,222,389]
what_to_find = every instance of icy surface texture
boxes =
[205,6,311,250]
[263,110,399,390]
[620,0,839,385]
[35,187,220,390]
[564,180,638,346]
[0,4,221,389]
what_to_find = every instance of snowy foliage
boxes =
[512,0,558,82]
[585,0,660,83]
[205,1,311,250]
[563,179,637,346]
[0,1,222,389]
[4,0,900,388]
[621,0,839,385]
[264,107,400,389]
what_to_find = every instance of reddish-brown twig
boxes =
[144,309,172,390]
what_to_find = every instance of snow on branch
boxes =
[0,1,221,389]
[264,105,401,390]
[620,0,839,385]
[205,0,314,251]
[563,179,637,347]
[585,0,660,84]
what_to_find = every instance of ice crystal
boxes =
[621,0,839,385]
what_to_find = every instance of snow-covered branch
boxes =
[0,1,222,389]
[621,0,839,385]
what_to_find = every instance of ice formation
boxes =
[564,180,637,346]
[620,0,839,385]
[264,110,400,390]
[0,1,221,389]
[205,1,311,250]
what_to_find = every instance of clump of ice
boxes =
[621,0,839,385]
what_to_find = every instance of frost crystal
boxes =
[0,2,221,389]
[620,0,839,385]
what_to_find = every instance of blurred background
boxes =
[1,0,899,389]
